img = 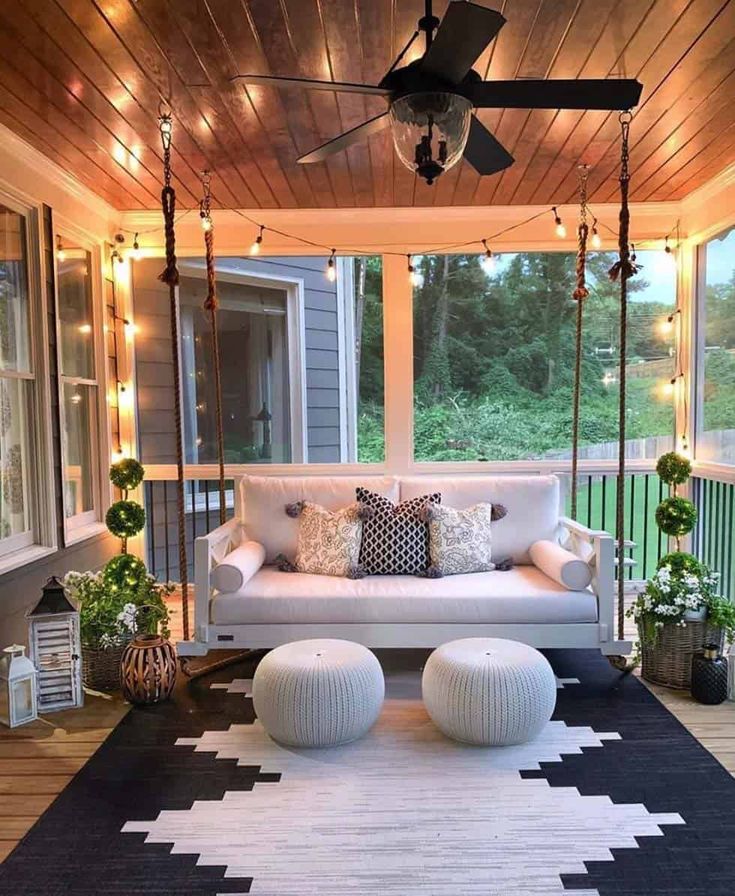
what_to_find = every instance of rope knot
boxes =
[158,184,179,287]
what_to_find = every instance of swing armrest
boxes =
[560,517,616,646]
[194,518,245,643]
[559,516,607,540]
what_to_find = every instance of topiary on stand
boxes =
[628,452,733,689]
[63,459,173,692]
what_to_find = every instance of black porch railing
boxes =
[692,476,735,602]
[144,479,235,583]
[144,470,675,586]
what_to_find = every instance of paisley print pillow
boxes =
[422,502,496,576]
[282,502,366,578]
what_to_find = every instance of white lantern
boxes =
[0,645,38,728]
[27,576,83,712]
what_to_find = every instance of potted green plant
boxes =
[63,459,173,692]
[628,452,734,688]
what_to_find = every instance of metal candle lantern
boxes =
[0,645,38,728]
[27,576,83,712]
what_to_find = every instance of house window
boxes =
[698,226,735,464]
[132,254,384,467]
[180,277,294,464]
[412,250,675,462]
[0,204,35,557]
[56,243,101,534]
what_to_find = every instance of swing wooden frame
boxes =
[158,110,638,666]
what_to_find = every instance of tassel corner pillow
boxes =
[278,501,367,578]
[422,502,496,577]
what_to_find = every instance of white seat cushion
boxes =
[210,566,597,626]
[400,475,560,564]
[240,474,399,564]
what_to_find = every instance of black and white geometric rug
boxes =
[0,649,733,895]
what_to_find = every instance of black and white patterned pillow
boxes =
[357,488,441,575]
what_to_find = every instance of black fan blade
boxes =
[232,74,389,97]
[298,112,390,164]
[421,2,506,86]
[463,116,514,175]
[470,78,643,110]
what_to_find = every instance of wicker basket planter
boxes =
[82,644,126,692]
[640,620,724,689]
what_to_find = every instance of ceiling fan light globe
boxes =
[389,92,472,182]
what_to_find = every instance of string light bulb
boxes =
[200,210,212,232]
[663,234,676,266]
[326,249,337,282]
[250,225,264,255]
[590,218,602,249]
[56,236,66,262]
[481,240,496,273]
[657,308,680,337]
[659,372,683,400]
[131,233,141,261]
[407,255,421,286]
[552,207,566,239]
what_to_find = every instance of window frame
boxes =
[407,247,678,468]
[177,260,308,465]
[0,189,57,574]
[53,222,110,545]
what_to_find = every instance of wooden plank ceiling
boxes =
[0,0,734,210]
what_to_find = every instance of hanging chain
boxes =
[157,112,189,641]
[572,165,590,302]
[199,170,227,524]
[609,111,637,644]
[570,165,590,520]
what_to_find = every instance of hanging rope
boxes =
[608,112,638,643]
[158,110,190,642]
[570,165,590,520]
[200,172,227,525]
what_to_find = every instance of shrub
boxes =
[655,496,697,537]
[109,457,145,492]
[106,500,146,541]
[655,451,692,486]
[102,554,148,591]
[656,551,705,578]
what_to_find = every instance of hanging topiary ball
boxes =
[109,457,145,492]
[655,451,692,486]
[106,500,146,539]
[102,554,148,590]
[655,496,697,537]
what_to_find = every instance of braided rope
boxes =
[158,113,189,640]
[570,167,590,519]
[200,173,227,525]
[608,113,638,641]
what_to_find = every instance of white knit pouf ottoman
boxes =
[422,638,556,746]
[253,639,385,747]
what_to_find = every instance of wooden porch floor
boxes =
[1,591,733,865]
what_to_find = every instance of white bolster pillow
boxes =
[211,541,266,593]
[529,539,592,591]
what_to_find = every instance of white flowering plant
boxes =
[628,552,735,645]
[64,560,173,650]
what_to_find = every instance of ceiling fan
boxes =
[233,1,643,185]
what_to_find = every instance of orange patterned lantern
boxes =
[120,633,176,705]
